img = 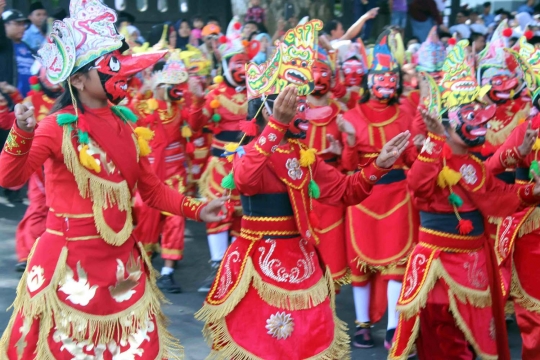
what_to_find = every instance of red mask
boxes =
[342,59,364,87]
[368,72,398,101]
[447,103,496,147]
[312,61,332,97]
[95,50,166,104]
[487,74,518,103]
[165,82,189,101]
[225,53,249,87]
[286,97,309,139]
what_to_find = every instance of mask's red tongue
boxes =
[306,106,333,120]
[470,128,487,136]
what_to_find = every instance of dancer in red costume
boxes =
[190,17,254,292]
[0,1,226,358]
[389,40,540,360]
[13,64,63,272]
[339,29,418,350]
[338,42,368,110]
[483,42,540,360]
[196,19,412,359]
[303,47,350,286]
[132,51,193,293]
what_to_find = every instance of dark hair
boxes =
[483,1,492,7]
[0,89,15,112]
[323,20,341,35]
[147,23,172,46]
[258,23,269,34]
[470,32,485,42]
[193,15,203,22]
[243,94,278,144]
[530,35,540,45]
[438,30,452,38]
[359,70,403,105]
[50,61,95,115]
[207,15,220,24]
[152,61,166,73]
[245,20,259,29]
[175,18,191,31]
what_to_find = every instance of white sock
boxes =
[161,266,174,276]
[387,280,402,330]
[230,236,237,243]
[353,284,371,324]
[207,232,229,261]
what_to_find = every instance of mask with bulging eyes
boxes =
[162,82,189,101]
[286,97,309,139]
[342,59,364,87]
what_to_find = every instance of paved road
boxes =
[0,198,525,359]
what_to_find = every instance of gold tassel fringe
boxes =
[517,207,540,238]
[510,263,540,313]
[197,157,228,199]
[354,253,411,273]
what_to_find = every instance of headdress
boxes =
[246,19,323,99]
[152,50,189,86]
[368,29,400,74]
[341,41,368,70]
[38,0,125,84]
[415,26,446,74]
[514,37,540,106]
[217,16,245,59]
[179,45,212,76]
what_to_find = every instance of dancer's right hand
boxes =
[14,103,36,133]
[518,122,538,157]
[273,85,298,125]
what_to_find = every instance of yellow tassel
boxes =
[137,137,152,156]
[437,166,461,188]
[79,145,101,173]
[181,125,193,138]
[532,138,540,151]
[134,127,155,141]
[299,148,317,167]
[146,98,159,111]
[213,75,224,84]
[224,142,239,162]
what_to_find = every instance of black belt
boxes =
[324,157,338,164]
[420,210,485,236]
[470,151,488,161]
[212,131,243,157]
[495,171,515,184]
[241,193,294,217]
[516,167,530,182]
[376,169,406,185]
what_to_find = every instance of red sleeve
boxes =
[411,108,427,138]
[189,91,213,132]
[137,156,205,220]
[315,158,390,206]
[233,117,288,195]
[407,132,445,199]
[0,117,60,188]
[485,123,526,175]
[0,106,15,130]
[403,143,419,167]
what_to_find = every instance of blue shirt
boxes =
[14,42,34,97]
[517,4,534,15]
[22,24,45,52]
[483,13,495,26]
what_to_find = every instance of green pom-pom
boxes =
[212,113,222,122]
[530,160,540,180]
[30,84,41,91]
[111,105,138,123]
[221,172,236,189]
[448,193,463,207]
[56,113,78,125]
[78,129,89,144]
[308,179,320,199]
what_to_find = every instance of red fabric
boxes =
[302,101,343,164]
[25,91,56,122]
[515,300,540,360]
[0,107,15,130]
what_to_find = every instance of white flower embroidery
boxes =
[421,137,435,154]
[259,136,267,145]
[369,175,377,182]
[266,312,294,340]
[59,262,98,306]
[286,158,303,180]
[258,239,315,283]
[460,164,477,185]
[268,133,277,142]
[271,145,278,153]
[26,265,45,292]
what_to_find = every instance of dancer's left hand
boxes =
[200,196,229,223]
[376,131,411,168]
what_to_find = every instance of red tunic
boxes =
[0,105,204,359]
[196,116,390,359]
[190,82,248,236]
[390,132,538,360]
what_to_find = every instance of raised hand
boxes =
[273,85,298,125]
[321,134,343,156]
[199,196,229,223]
[420,108,445,136]
[337,114,356,147]
[376,131,411,169]
[14,103,36,133]
[518,122,538,157]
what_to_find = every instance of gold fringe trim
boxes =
[487,216,502,225]
[216,94,247,116]
[510,263,540,313]
[197,156,228,199]
[486,105,526,147]
[333,268,352,287]
[354,252,410,273]
[195,258,331,324]
[447,292,498,360]
[398,259,491,319]
[388,315,420,360]
[202,301,350,360]
[517,207,540,237]
[61,125,133,246]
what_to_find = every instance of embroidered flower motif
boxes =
[266,312,294,340]
[286,158,303,180]
[268,133,277,142]
[421,137,435,154]
[369,175,377,181]
[271,145,278,153]
[460,164,477,185]
[109,253,143,303]
[59,262,98,306]
[259,136,267,145]
[26,265,45,292]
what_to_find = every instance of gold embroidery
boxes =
[109,253,143,303]
[5,132,19,152]
[217,94,247,115]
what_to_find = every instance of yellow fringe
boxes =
[216,94,247,116]
[333,268,352,287]
[197,157,228,199]
[486,105,527,147]
[517,207,540,237]
[354,253,410,273]
[510,263,540,313]
[447,293,498,360]
[397,259,440,320]
[487,216,502,225]
[505,300,515,315]
[62,125,134,246]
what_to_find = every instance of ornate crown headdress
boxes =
[246,19,323,99]
[38,0,125,84]
[415,26,446,73]
[153,50,189,86]
[179,45,212,76]
[368,29,400,73]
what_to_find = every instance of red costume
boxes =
[0,2,208,357]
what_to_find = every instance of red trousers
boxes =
[417,304,476,360]
[15,173,47,262]
[515,301,540,360]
